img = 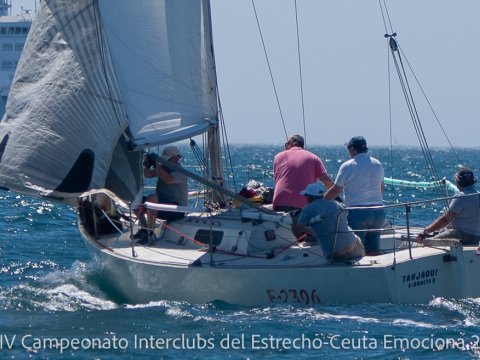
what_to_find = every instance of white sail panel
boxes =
[0,0,142,201]
[98,0,218,148]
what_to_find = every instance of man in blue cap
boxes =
[291,182,365,262]
[324,136,385,255]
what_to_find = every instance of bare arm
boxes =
[425,211,455,234]
[144,166,156,179]
[318,173,334,190]
[290,213,315,239]
[324,184,343,200]
[156,166,177,184]
[416,211,456,242]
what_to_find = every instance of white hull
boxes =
[80,210,480,306]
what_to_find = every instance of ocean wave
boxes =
[429,297,480,326]
[0,261,117,312]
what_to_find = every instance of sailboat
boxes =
[0,0,478,306]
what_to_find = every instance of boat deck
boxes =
[84,223,456,270]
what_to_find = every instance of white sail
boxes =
[98,0,218,149]
[0,0,218,201]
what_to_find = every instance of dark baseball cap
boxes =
[455,167,476,183]
[345,136,368,151]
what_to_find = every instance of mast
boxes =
[204,0,225,206]
[206,126,225,206]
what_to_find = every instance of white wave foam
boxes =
[32,283,117,311]
[429,297,480,326]
[391,318,435,328]
[0,260,118,312]
[125,301,198,319]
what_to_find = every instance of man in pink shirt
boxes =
[273,134,334,211]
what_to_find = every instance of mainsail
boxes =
[98,0,218,149]
[0,0,219,203]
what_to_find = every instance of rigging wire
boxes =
[379,1,462,164]
[190,139,208,179]
[397,51,464,165]
[294,0,307,147]
[379,2,462,165]
[251,0,288,140]
[205,0,237,198]
[378,0,452,207]
[387,46,395,179]
[217,97,238,192]
[379,1,396,182]
[388,35,449,203]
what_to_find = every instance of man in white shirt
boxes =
[324,136,385,255]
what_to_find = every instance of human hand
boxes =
[416,233,425,244]
[289,210,301,218]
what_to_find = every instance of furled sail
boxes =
[0,0,218,203]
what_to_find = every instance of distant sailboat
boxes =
[0,0,477,305]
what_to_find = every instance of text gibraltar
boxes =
[402,268,438,288]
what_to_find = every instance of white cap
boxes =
[300,183,324,197]
[161,146,180,160]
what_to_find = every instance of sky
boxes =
[10,0,36,15]
[10,1,480,148]
[210,0,480,148]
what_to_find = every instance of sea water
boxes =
[1,145,480,359]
